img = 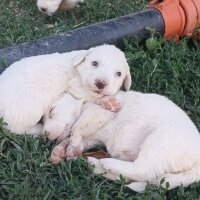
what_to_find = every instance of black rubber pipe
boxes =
[0,8,164,72]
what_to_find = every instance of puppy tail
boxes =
[152,164,200,190]
[127,164,200,193]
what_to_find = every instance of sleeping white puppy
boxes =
[0,45,131,135]
[51,90,200,192]
[37,0,84,16]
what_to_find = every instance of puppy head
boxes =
[73,45,132,97]
[44,93,84,141]
[37,0,63,16]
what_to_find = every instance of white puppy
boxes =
[37,0,84,16]
[53,90,200,192]
[0,45,131,134]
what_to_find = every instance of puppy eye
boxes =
[115,72,122,77]
[49,107,55,119]
[92,61,99,68]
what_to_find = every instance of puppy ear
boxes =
[122,71,132,91]
[71,50,88,67]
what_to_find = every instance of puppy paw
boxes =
[100,96,121,112]
[66,146,82,160]
[51,144,67,164]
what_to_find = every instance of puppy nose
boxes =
[95,80,107,89]
[40,7,47,12]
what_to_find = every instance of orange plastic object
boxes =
[150,0,200,39]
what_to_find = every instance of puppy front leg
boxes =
[66,135,85,160]
[66,104,112,159]
[67,103,111,152]
[73,103,113,138]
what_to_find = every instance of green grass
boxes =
[0,0,200,199]
[0,0,147,48]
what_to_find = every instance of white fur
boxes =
[37,0,84,16]
[0,45,131,134]
[64,90,200,192]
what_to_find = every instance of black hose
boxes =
[0,8,164,71]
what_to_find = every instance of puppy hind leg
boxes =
[99,158,136,179]
[99,157,157,182]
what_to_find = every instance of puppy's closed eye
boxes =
[49,107,55,119]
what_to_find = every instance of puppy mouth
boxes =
[87,84,105,96]
[92,89,104,95]
[94,90,102,94]
[88,86,102,94]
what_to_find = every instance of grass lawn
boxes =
[0,0,200,199]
